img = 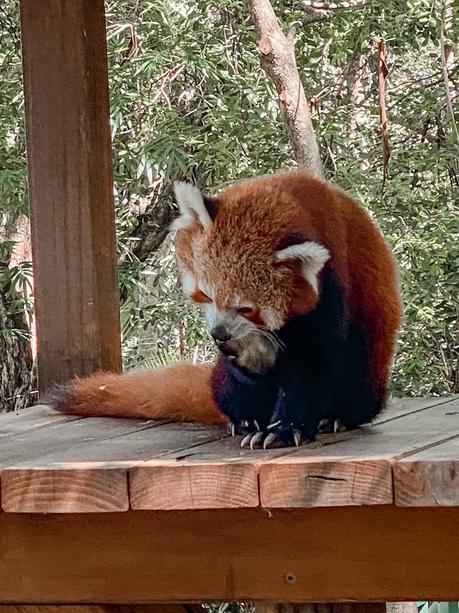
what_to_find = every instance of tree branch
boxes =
[246,0,323,177]
[297,0,370,25]
[377,40,390,190]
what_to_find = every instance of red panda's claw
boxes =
[318,418,333,433]
[249,432,264,449]
[263,433,277,449]
[240,432,254,448]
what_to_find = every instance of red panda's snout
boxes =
[204,306,281,374]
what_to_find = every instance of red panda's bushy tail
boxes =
[48,364,228,426]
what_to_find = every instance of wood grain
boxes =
[130,462,259,509]
[259,399,459,507]
[261,459,392,507]
[0,406,81,439]
[0,606,203,613]
[0,420,225,469]
[130,434,291,510]
[1,468,128,513]
[374,396,456,424]
[20,0,121,393]
[0,416,168,467]
[394,436,459,506]
[0,508,457,603]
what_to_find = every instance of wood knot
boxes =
[284,572,297,584]
[259,35,272,55]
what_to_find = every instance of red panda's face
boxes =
[172,178,330,374]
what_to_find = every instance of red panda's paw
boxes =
[229,418,265,439]
[240,420,314,449]
[317,418,347,434]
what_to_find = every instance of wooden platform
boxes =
[0,396,458,512]
[0,396,458,604]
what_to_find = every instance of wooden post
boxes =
[20,0,122,393]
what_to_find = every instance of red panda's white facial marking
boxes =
[276,240,330,293]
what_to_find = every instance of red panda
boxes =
[50,170,402,447]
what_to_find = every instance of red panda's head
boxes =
[172,174,330,374]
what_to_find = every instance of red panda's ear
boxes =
[172,182,218,231]
[202,196,219,222]
[276,238,330,292]
[275,232,310,251]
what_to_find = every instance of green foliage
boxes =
[418,603,459,613]
[0,2,26,233]
[106,0,458,394]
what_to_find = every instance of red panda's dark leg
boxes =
[269,359,342,444]
[210,356,278,433]
[252,269,349,447]
[335,325,386,428]
[338,322,398,428]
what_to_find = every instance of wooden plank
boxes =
[0,507,457,603]
[259,399,459,508]
[0,605,202,613]
[130,455,260,510]
[1,469,128,513]
[20,0,121,393]
[0,420,225,512]
[129,434,293,510]
[0,421,225,468]
[0,398,454,512]
[131,461,260,509]
[0,406,81,439]
[374,395,455,424]
[0,416,156,512]
[0,417,170,467]
[394,435,459,506]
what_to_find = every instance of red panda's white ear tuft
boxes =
[276,240,330,292]
[172,182,214,231]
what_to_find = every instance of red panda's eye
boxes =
[237,306,255,316]
[191,289,212,304]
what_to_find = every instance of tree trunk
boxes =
[246,0,323,178]
[0,265,36,412]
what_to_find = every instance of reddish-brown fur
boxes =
[50,364,227,426]
[52,171,401,425]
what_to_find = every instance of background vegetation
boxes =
[0,0,457,408]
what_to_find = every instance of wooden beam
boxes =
[0,507,458,603]
[20,0,121,393]
[0,606,203,613]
